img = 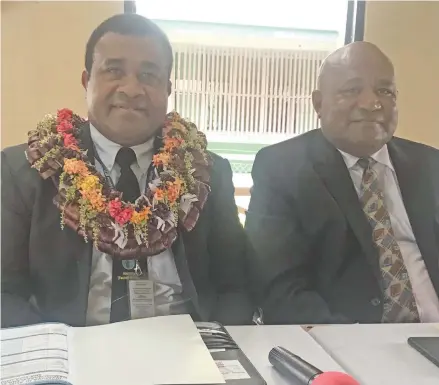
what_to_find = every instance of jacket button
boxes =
[370,298,381,306]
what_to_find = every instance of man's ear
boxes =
[167,80,172,96]
[81,70,90,90]
[311,90,322,118]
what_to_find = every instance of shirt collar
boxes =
[89,123,155,172]
[338,144,395,172]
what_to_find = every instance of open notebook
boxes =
[1,315,225,385]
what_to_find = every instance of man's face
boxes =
[82,32,171,146]
[312,49,398,157]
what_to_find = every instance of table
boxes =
[226,325,344,385]
[309,323,439,385]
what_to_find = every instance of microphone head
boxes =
[312,372,360,385]
[269,346,322,384]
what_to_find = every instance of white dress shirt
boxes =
[339,145,439,322]
[85,125,188,326]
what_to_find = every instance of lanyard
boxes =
[92,144,155,193]
[93,147,116,189]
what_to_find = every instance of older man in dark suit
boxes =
[246,41,439,325]
[1,14,251,328]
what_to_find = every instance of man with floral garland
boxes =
[1,14,252,327]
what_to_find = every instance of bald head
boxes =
[312,41,398,158]
[317,41,394,91]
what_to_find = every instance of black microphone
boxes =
[269,346,322,384]
[269,346,360,385]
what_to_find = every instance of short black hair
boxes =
[85,13,173,76]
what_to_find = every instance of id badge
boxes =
[128,278,155,319]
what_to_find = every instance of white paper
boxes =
[1,323,70,385]
[68,314,225,385]
[216,360,250,380]
[310,323,439,385]
[128,279,155,319]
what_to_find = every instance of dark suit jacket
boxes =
[246,129,439,324]
[1,124,253,328]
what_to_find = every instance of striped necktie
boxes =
[358,157,419,323]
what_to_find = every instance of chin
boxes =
[354,140,389,157]
[372,127,390,142]
[342,133,389,158]
[350,123,388,143]
[120,130,156,147]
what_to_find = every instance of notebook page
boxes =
[68,314,225,385]
[1,323,71,385]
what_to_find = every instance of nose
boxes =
[118,74,145,98]
[357,86,380,111]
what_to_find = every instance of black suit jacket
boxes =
[246,129,439,324]
[1,124,253,328]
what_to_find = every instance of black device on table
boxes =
[195,322,266,385]
[408,337,439,368]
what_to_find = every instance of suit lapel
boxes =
[69,122,94,325]
[79,122,95,164]
[43,123,95,326]
[311,131,382,283]
[171,233,203,321]
[388,140,439,295]
[156,135,205,320]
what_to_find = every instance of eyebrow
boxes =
[103,58,162,72]
[376,79,396,87]
[341,77,395,87]
[102,58,124,67]
[141,61,161,73]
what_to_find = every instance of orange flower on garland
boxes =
[63,159,89,176]
[84,189,106,212]
[164,137,183,152]
[153,153,170,167]
[131,207,152,224]
[78,175,106,211]
[154,188,165,202]
[166,181,181,203]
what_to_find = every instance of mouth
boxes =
[350,119,384,125]
[112,105,147,114]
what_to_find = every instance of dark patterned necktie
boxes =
[110,147,141,323]
[358,157,419,323]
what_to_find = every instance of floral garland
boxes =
[26,108,212,259]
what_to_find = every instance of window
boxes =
[170,43,329,138]
[135,1,352,143]
[133,0,365,202]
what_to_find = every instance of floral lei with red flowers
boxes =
[26,108,212,259]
